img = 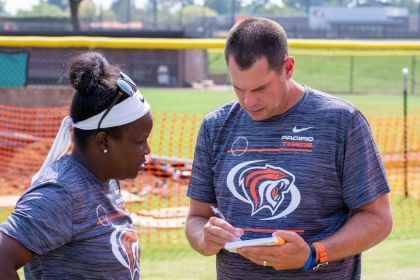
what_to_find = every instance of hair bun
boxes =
[68,52,110,96]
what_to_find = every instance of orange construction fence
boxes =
[0,104,418,249]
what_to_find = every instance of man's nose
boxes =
[243,91,257,108]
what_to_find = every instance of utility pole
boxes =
[402,68,409,198]
[231,0,236,27]
[153,0,158,29]
[418,1,420,38]
[127,0,131,24]
[178,0,184,28]
[99,0,103,29]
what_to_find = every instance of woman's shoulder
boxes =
[31,155,74,187]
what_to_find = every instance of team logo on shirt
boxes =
[231,136,249,156]
[96,203,140,279]
[111,227,140,280]
[227,160,301,220]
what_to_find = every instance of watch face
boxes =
[313,262,329,271]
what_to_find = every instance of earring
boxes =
[103,148,108,154]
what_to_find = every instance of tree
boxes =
[140,0,185,28]
[110,0,134,23]
[47,0,68,11]
[181,4,217,23]
[282,0,341,14]
[242,0,304,16]
[16,2,67,17]
[79,0,97,21]
[179,0,196,25]
[0,0,6,14]
[206,0,231,14]
[69,0,83,31]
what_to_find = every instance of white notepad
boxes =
[225,236,285,253]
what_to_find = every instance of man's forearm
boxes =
[321,195,392,262]
[185,215,212,256]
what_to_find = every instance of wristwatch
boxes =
[312,242,329,270]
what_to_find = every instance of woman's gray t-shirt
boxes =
[0,155,140,279]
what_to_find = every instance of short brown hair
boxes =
[225,17,288,72]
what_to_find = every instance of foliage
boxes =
[111,0,136,22]
[0,0,5,14]
[181,5,218,23]
[141,0,183,25]
[241,0,305,16]
[281,0,420,14]
[99,10,117,22]
[16,2,68,17]
[396,0,420,14]
[206,0,233,15]
[79,0,97,21]
[46,0,68,11]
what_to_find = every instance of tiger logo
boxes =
[227,160,301,220]
[111,226,140,280]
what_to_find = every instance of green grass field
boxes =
[142,87,420,116]
[208,52,420,96]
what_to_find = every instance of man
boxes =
[185,17,392,279]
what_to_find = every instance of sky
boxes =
[3,0,148,15]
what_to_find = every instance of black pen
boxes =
[210,206,242,241]
[210,205,227,220]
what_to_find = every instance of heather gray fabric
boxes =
[0,155,140,279]
[187,86,389,279]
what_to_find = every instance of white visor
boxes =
[31,90,150,184]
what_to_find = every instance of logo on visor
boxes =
[119,72,145,102]
[138,92,145,102]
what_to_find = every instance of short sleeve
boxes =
[341,110,390,210]
[0,183,73,255]
[187,119,217,203]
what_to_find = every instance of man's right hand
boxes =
[185,199,243,256]
[201,216,244,255]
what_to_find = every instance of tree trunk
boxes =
[69,0,82,31]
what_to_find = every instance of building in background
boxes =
[309,6,413,38]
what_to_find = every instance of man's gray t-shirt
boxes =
[0,155,140,279]
[187,87,390,279]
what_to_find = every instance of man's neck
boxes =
[281,80,305,115]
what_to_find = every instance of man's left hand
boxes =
[236,230,310,270]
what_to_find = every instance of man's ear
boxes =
[95,131,108,153]
[283,56,295,79]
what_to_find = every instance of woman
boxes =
[0,51,152,279]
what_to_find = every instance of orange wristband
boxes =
[312,242,328,270]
